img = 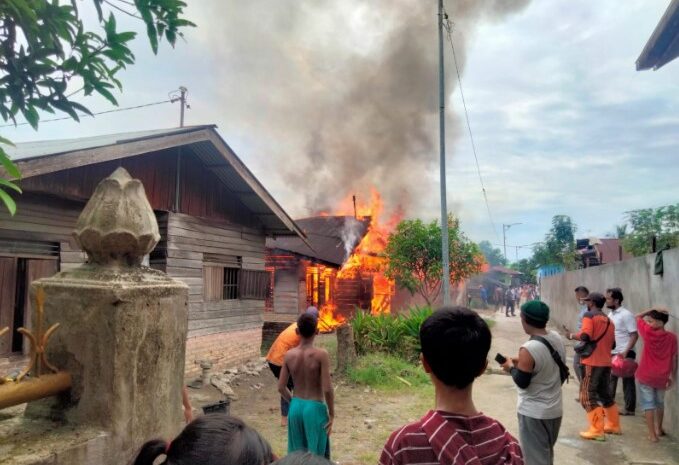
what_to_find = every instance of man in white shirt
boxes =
[606,287,638,415]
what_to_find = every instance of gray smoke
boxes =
[194,0,530,217]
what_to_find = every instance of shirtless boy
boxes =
[278,313,334,459]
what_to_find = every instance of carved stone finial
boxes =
[73,167,160,266]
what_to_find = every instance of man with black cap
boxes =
[566,292,618,440]
[500,301,566,465]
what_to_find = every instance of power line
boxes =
[0,99,176,128]
[442,6,501,243]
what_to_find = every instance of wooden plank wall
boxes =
[166,212,266,338]
[265,251,301,314]
[0,194,85,269]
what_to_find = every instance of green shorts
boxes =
[288,397,330,459]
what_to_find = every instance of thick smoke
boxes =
[194,0,530,217]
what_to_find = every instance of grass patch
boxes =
[347,353,430,390]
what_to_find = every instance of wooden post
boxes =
[336,324,356,374]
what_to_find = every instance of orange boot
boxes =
[604,405,622,435]
[580,407,606,441]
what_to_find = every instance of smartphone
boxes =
[494,353,507,365]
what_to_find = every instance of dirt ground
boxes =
[185,333,433,464]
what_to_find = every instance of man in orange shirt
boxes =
[566,292,618,441]
[267,306,319,426]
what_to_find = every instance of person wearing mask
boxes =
[500,301,566,465]
[566,292,618,440]
[562,286,589,386]
[605,287,638,416]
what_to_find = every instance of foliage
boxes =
[384,215,484,305]
[478,240,506,266]
[509,258,536,284]
[351,306,433,362]
[531,215,579,270]
[0,0,194,214]
[346,353,430,390]
[621,204,679,256]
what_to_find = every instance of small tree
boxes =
[0,0,194,214]
[478,240,506,266]
[384,215,484,305]
[622,204,679,256]
[531,215,578,270]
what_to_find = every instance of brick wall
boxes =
[184,327,262,379]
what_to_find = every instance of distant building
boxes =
[576,238,633,268]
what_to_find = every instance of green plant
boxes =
[347,353,429,390]
[622,204,679,256]
[351,305,433,362]
[384,215,484,305]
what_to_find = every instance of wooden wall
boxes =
[266,251,301,315]
[164,212,266,338]
[20,148,261,229]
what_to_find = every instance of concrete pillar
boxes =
[26,167,188,463]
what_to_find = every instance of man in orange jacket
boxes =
[566,292,619,441]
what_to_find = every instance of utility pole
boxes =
[502,223,522,261]
[438,0,450,306]
[179,86,187,127]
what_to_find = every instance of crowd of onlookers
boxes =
[132,287,676,465]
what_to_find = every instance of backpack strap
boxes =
[592,318,611,344]
[530,335,569,383]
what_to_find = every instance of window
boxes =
[203,261,269,302]
[223,267,239,300]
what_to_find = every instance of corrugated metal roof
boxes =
[5,125,305,239]
[267,216,370,267]
[637,0,679,70]
[3,126,213,161]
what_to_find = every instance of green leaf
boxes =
[0,188,17,216]
[23,106,40,129]
[0,148,21,179]
[0,178,22,194]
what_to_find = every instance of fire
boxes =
[317,189,402,330]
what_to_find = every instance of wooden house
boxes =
[0,125,305,378]
[265,216,370,324]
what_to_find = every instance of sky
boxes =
[3,0,678,261]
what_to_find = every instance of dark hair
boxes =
[606,287,624,304]
[523,315,547,329]
[574,286,589,295]
[648,310,669,325]
[273,452,333,465]
[132,414,273,465]
[420,306,491,389]
[586,292,606,309]
[297,313,318,338]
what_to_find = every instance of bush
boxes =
[347,352,430,390]
[351,305,494,362]
[351,306,433,362]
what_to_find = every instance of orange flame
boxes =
[317,189,402,330]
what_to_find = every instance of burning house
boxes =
[266,192,400,330]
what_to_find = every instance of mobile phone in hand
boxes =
[494,353,507,365]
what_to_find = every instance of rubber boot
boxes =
[580,407,606,441]
[604,405,622,435]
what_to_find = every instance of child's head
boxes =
[297,312,318,338]
[644,309,670,329]
[420,306,491,389]
[273,451,332,465]
[133,414,273,465]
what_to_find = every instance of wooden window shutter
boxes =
[203,266,224,302]
[239,270,270,300]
